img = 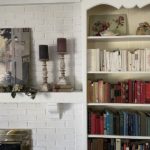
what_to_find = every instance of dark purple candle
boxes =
[39,45,49,61]
[57,38,67,53]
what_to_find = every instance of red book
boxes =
[121,82,126,103]
[145,82,150,103]
[107,83,111,103]
[100,115,104,134]
[96,115,100,134]
[137,81,141,103]
[134,81,138,103]
[140,81,145,103]
[128,80,132,103]
[114,84,117,103]
[117,83,121,103]
[104,83,111,103]
[91,112,97,134]
[123,143,127,150]
[88,140,92,150]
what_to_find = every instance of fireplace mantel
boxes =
[0,92,83,103]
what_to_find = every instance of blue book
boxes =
[132,113,136,136]
[106,110,113,135]
[119,111,124,135]
[123,111,128,135]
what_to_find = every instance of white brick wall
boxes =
[0,3,82,91]
[0,103,84,150]
[0,3,84,150]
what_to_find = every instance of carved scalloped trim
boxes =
[83,0,150,10]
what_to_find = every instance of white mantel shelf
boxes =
[0,0,80,5]
[0,92,83,103]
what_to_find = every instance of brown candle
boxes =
[57,38,67,53]
[39,45,49,61]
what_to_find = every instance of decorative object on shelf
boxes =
[39,45,49,92]
[136,22,150,35]
[89,14,127,36]
[11,84,37,99]
[0,28,31,88]
[53,38,73,92]
[100,28,118,36]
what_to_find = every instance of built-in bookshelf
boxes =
[86,3,150,150]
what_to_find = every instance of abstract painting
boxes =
[0,28,31,87]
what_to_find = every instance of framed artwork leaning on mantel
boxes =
[0,28,31,89]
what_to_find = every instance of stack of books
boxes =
[53,84,73,92]
[87,48,150,72]
[88,110,150,136]
[87,79,150,103]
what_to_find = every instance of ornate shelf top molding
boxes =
[0,0,80,5]
[82,0,150,10]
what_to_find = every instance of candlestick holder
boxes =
[58,53,68,85]
[53,38,73,92]
[39,45,49,92]
[41,61,49,91]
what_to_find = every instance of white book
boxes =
[103,50,107,71]
[140,49,144,71]
[131,52,135,71]
[109,52,114,71]
[143,49,146,71]
[121,50,124,71]
[126,147,129,150]
[118,50,121,71]
[145,48,150,71]
[128,51,132,71]
[134,49,140,71]
[100,50,104,71]
[114,50,118,71]
[121,50,127,71]
[124,50,127,71]
[110,52,116,71]
[106,50,110,71]
[96,49,100,71]
[116,139,121,150]
[87,49,97,71]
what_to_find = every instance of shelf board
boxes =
[88,103,150,111]
[88,103,150,107]
[0,92,83,103]
[87,71,150,74]
[88,135,150,139]
[87,35,150,41]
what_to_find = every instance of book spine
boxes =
[140,81,145,104]
[128,80,132,103]
[116,139,121,150]
[91,112,96,134]
[100,115,104,134]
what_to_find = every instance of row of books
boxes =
[87,48,150,72]
[88,139,150,150]
[88,110,150,136]
[87,80,150,103]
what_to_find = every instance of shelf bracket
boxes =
[47,103,60,119]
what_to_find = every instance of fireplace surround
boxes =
[0,129,32,150]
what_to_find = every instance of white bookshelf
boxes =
[84,1,150,149]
